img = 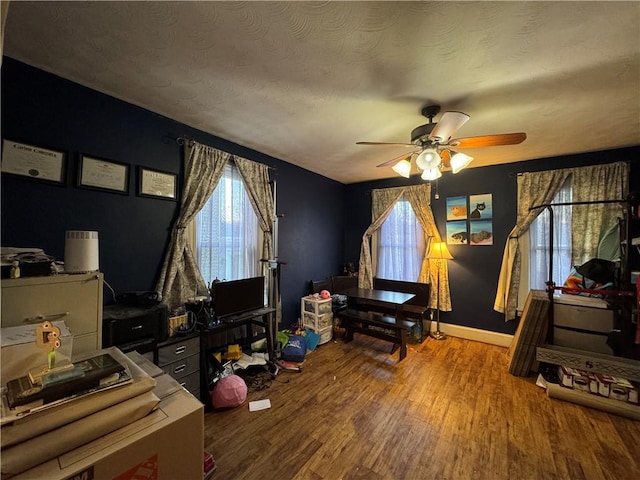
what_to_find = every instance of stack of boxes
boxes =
[558,365,638,404]
[301,296,333,345]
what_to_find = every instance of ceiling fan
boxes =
[357,105,526,180]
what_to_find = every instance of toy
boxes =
[320,289,331,299]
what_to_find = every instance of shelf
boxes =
[536,344,640,381]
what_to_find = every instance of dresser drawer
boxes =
[157,336,200,367]
[160,353,200,379]
[553,302,614,333]
[175,370,200,393]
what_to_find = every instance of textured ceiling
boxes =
[3,1,639,184]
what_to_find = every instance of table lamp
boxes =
[427,240,453,340]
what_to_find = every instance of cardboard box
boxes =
[11,374,204,479]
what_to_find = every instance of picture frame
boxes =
[138,167,178,200]
[1,139,66,184]
[78,154,129,194]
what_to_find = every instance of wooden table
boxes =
[343,287,415,311]
[340,287,417,360]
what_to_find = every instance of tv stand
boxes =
[199,306,276,408]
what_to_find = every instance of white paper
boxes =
[249,399,271,412]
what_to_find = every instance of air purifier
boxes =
[64,231,99,273]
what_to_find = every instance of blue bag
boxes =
[280,335,307,362]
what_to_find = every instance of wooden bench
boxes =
[373,278,430,341]
[337,308,417,361]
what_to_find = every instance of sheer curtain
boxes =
[528,177,572,290]
[195,162,259,282]
[377,195,424,281]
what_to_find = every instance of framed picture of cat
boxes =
[469,219,494,245]
[469,193,493,219]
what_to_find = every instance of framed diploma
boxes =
[138,167,178,200]
[1,139,66,184]
[78,154,129,194]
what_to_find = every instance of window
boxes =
[376,196,425,281]
[194,162,259,283]
[518,177,572,308]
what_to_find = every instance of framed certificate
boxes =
[138,167,178,200]
[1,139,66,184]
[78,154,129,194]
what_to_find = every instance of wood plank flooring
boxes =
[204,332,640,480]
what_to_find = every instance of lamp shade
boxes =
[450,152,473,174]
[415,148,441,170]
[426,241,453,260]
[392,159,411,178]
[421,167,442,181]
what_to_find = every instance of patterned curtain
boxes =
[156,141,229,311]
[358,187,404,288]
[234,156,278,321]
[571,162,628,265]
[494,169,571,320]
[405,184,451,311]
[1,2,9,67]
[494,161,628,320]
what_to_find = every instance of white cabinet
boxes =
[300,295,333,344]
[1,273,103,359]
[552,295,615,355]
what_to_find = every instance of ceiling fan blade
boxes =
[357,141,416,148]
[449,132,527,148]
[429,111,470,142]
[376,152,416,168]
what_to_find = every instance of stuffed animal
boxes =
[320,289,331,299]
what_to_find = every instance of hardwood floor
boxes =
[204,333,640,480]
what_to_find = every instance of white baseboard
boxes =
[429,322,513,348]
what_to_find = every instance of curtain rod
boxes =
[164,134,277,171]
[510,159,634,177]
[529,198,627,210]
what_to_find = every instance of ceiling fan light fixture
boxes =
[421,167,442,181]
[415,148,441,171]
[391,159,412,178]
[450,152,474,174]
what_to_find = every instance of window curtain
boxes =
[1,2,9,67]
[195,162,259,281]
[358,183,451,311]
[234,156,275,277]
[233,156,278,324]
[376,197,424,281]
[156,141,229,311]
[528,178,573,290]
[494,161,628,320]
[405,185,451,311]
[571,162,628,265]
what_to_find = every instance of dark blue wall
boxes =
[3,57,638,336]
[345,147,640,334]
[1,57,345,327]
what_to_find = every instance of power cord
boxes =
[103,279,117,303]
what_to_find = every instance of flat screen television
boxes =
[213,276,266,319]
